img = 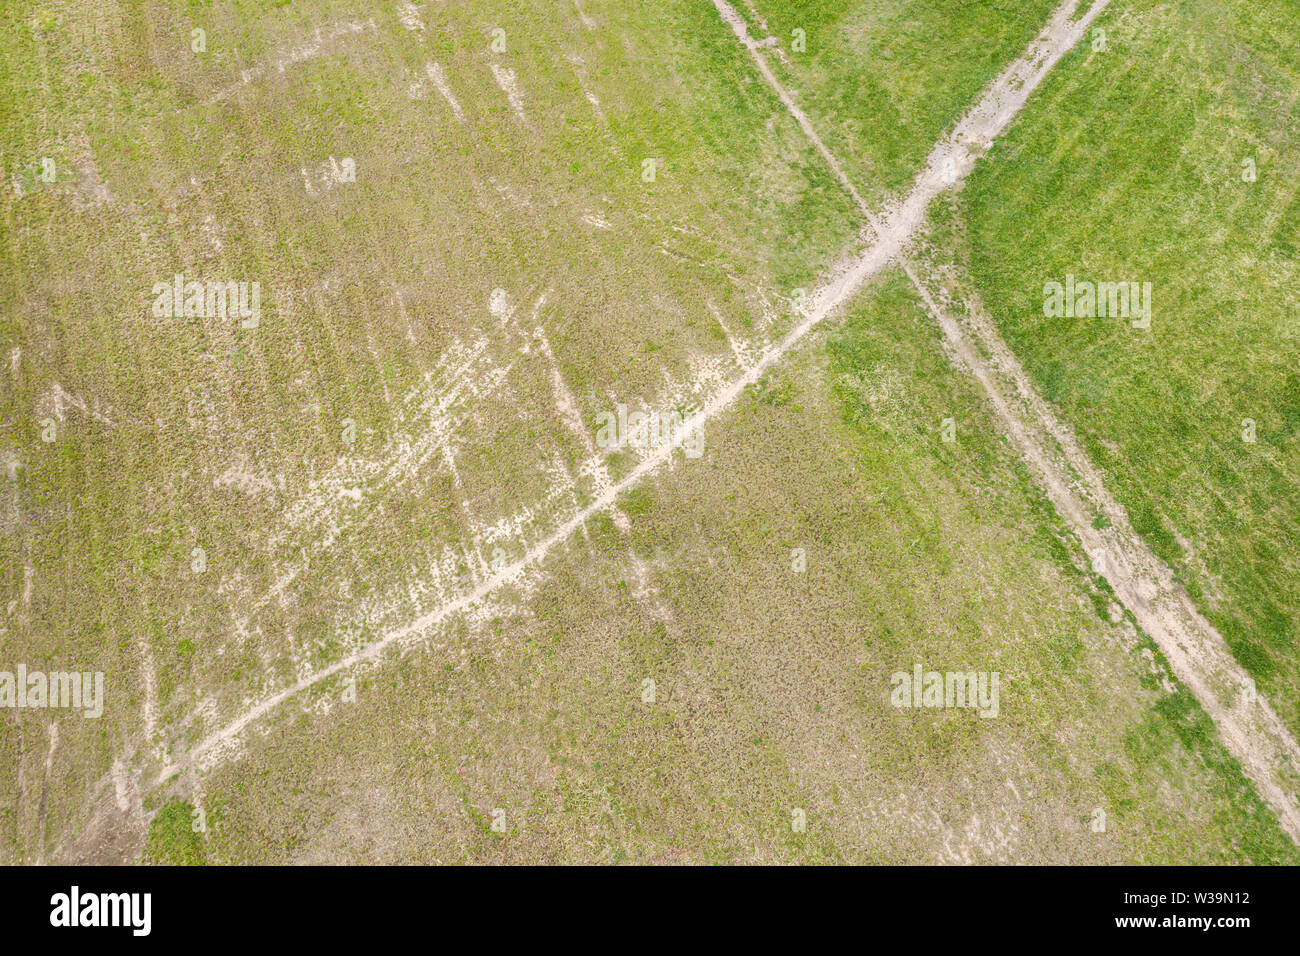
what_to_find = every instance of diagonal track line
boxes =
[714,0,1300,842]
[154,0,1122,788]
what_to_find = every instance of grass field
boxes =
[954,0,1300,734]
[1,0,864,857]
[745,0,1062,203]
[148,273,1300,863]
[1,0,1297,864]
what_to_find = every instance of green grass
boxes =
[957,0,1300,734]
[5,0,1297,864]
[188,270,1299,863]
[0,0,862,860]
[144,799,207,865]
[744,0,1061,203]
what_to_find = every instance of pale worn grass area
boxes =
[190,274,1297,863]
[1,0,1294,864]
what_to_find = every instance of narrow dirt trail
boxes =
[152,0,1119,785]
[73,0,1300,855]
[714,0,1300,841]
[917,271,1300,841]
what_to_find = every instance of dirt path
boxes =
[74,0,1299,852]
[149,0,1115,785]
[714,0,1300,841]
[916,266,1300,841]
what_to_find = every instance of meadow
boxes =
[1,0,1295,864]
[956,0,1300,734]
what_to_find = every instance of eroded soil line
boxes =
[715,0,1300,841]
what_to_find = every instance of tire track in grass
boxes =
[715,0,1300,842]
[143,0,1119,790]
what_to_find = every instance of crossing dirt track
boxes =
[2,0,1298,864]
